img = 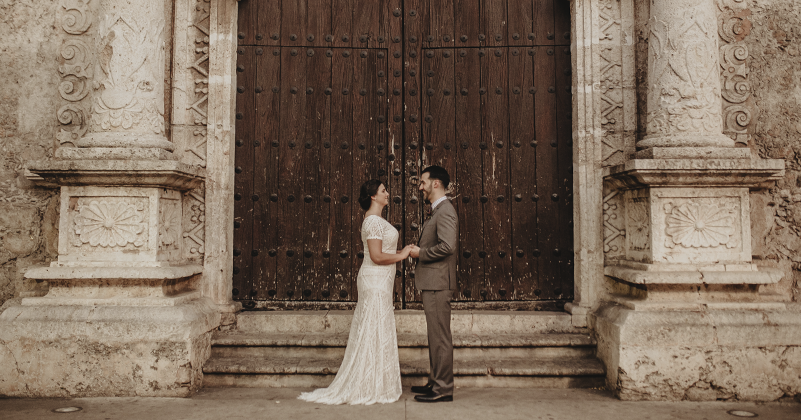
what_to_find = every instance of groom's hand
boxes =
[409,246,420,258]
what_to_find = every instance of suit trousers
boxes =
[422,289,454,395]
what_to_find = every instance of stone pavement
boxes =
[1,388,799,420]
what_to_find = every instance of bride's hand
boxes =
[399,244,414,257]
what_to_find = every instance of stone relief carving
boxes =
[61,0,93,35]
[599,0,625,167]
[57,1,94,145]
[73,200,146,248]
[627,199,650,251]
[646,4,724,136]
[159,200,182,249]
[603,191,626,254]
[664,202,735,248]
[183,187,205,258]
[717,0,754,144]
[91,15,165,135]
[186,0,211,166]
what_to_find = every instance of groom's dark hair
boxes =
[421,165,450,189]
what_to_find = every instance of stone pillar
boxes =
[637,0,734,152]
[0,0,221,397]
[590,0,800,401]
[69,0,175,159]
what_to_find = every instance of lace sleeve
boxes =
[362,217,384,240]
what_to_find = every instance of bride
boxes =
[299,179,413,405]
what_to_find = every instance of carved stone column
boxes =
[637,0,734,153]
[68,0,175,158]
[590,0,799,402]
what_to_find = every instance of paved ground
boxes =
[1,388,799,420]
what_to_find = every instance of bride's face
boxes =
[373,184,389,207]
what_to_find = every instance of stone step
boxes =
[202,355,606,389]
[210,332,597,360]
[234,310,580,335]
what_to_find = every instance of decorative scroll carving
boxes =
[91,15,165,135]
[664,202,735,248]
[183,186,205,258]
[73,200,146,247]
[646,4,723,137]
[717,0,754,144]
[61,0,93,35]
[57,3,94,146]
[159,200,182,248]
[603,191,626,254]
[627,199,650,251]
[186,0,211,166]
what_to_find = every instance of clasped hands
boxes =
[399,245,421,258]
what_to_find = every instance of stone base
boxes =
[591,303,801,401]
[56,147,176,161]
[0,298,221,397]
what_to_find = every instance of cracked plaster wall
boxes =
[0,0,62,310]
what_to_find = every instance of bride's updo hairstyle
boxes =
[358,179,383,211]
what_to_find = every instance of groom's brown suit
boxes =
[415,198,458,396]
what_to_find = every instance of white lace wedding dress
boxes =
[298,215,402,405]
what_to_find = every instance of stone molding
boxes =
[26,160,205,190]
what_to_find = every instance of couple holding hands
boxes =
[299,165,458,405]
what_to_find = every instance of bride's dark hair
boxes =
[358,179,383,211]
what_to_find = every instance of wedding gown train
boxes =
[298,215,402,405]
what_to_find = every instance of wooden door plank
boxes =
[332,0,353,47]
[238,0,257,45]
[301,47,330,301]
[533,45,559,300]
[258,0,281,46]
[423,49,456,179]
[507,0,534,46]
[453,0,480,47]
[533,0,555,46]
[330,48,354,301]
[454,47,484,302]
[253,47,281,301]
[428,0,454,49]
[555,45,573,300]
[482,0,507,47]
[509,46,538,300]
[306,0,332,47]
[352,0,380,49]
[387,0,404,306]
[233,46,256,301]
[277,47,307,301]
[283,0,307,47]
[554,0,571,47]
[481,47,512,301]
[404,0,423,305]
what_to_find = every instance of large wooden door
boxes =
[233,0,572,309]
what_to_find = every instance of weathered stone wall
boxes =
[0,0,61,309]
[747,0,801,303]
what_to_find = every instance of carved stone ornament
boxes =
[603,191,625,254]
[183,187,205,257]
[73,200,146,247]
[91,15,165,135]
[627,200,650,251]
[61,0,93,35]
[717,0,755,144]
[187,0,211,166]
[159,201,181,248]
[664,202,735,248]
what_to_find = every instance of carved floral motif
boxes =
[57,3,93,145]
[61,0,93,35]
[627,200,650,251]
[717,0,754,144]
[664,202,735,248]
[159,201,181,248]
[73,200,146,247]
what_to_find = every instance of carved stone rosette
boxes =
[639,0,734,149]
[76,0,174,151]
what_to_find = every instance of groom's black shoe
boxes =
[414,392,453,403]
[410,383,434,394]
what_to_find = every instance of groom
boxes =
[409,165,458,403]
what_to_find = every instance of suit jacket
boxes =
[415,198,459,291]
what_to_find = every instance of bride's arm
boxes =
[366,239,411,265]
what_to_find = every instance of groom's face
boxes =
[419,172,436,201]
